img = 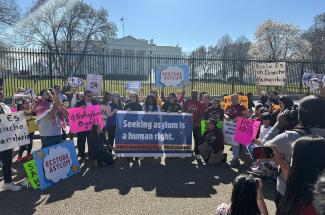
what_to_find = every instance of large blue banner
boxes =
[33,140,80,190]
[116,111,193,157]
[155,64,190,87]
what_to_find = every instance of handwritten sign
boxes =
[234,117,261,145]
[86,74,102,95]
[23,159,40,189]
[68,105,103,133]
[0,111,29,152]
[256,62,286,86]
[223,119,237,145]
[223,96,248,111]
[33,141,80,190]
[155,65,190,87]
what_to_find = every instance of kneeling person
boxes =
[199,118,226,165]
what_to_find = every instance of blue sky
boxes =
[17,0,325,53]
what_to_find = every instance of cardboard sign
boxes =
[86,74,102,95]
[33,141,80,190]
[256,62,286,86]
[223,96,248,111]
[155,65,190,87]
[126,81,141,91]
[0,111,29,152]
[234,117,261,145]
[25,110,39,133]
[115,111,193,157]
[68,105,103,133]
[66,77,83,87]
[23,160,40,189]
[302,72,325,91]
[223,119,237,145]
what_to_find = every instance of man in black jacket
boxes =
[75,90,98,159]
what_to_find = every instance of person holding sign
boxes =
[35,89,69,148]
[17,99,37,162]
[224,94,248,167]
[161,93,182,113]
[124,92,142,111]
[75,90,98,159]
[106,92,124,149]
[0,88,22,191]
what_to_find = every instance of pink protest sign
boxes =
[234,117,261,145]
[68,105,103,133]
[11,107,17,112]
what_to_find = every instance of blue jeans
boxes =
[41,135,62,148]
[232,144,240,161]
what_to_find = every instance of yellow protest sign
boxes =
[25,110,39,133]
[223,96,248,111]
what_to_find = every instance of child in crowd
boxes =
[17,99,37,162]
[88,124,114,166]
[204,98,224,122]
[199,119,226,165]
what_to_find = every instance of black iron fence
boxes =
[0,48,324,97]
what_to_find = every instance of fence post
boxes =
[231,56,236,94]
[102,49,106,91]
[191,51,195,91]
[48,49,53,87]
[149,50,152,90]
[299,58,305,94]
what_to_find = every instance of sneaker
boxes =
[17,156,24,162]
[228,159,240,167]
[2,183,22,192]
[251,166,263,174]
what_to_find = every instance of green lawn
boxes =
[3,78,308,97]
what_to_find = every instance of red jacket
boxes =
[183,99,204,127]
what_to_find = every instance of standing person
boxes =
[161,93,182,112]
[264,95,325,207]
[150,89,163,108]
[75,90,98,159]
[88,124,114,166]
[176,84,186,107]
[101,91,112,137]
[275,136,325,215]
[202,93,212,109]
[216,174,269,215]
[142,95,160,112]
[66,86,80,108]
[53,84,68,102]
[224,94,248,167]
[0,88,21,191]
[183,90,205,159]
[35,89,68,148]
[124,92,142,111]
[17,99,37,162]
[247,92,255,112]
[199,119,226,165]
[106,92,124,148]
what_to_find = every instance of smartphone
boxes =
[252,147,274,159]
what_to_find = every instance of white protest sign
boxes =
[86,74,102,95]
[161,66,184,87]
[302,72,325,91]
[256,62,286,86]
[126,81,141,91]
[223,119,237,146]
[43,146,72,183]
[66,77,83,87]
[0,111,29,152]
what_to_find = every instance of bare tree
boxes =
[0,0,19,25]
[15,0,117,76]
[303,13,325,61]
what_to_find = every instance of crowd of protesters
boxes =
[0,82,324,215]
